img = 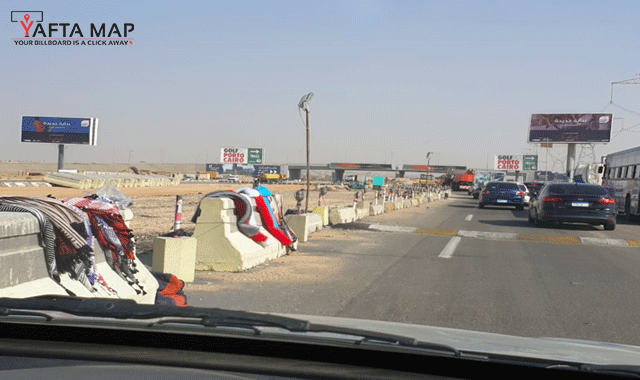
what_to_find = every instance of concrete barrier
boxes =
[0,212,67,297]
[0,212,157,302]
[193,198,287,272]
[312,206,330,226]
[285,213,323,243]
[152,237,197,283]
[394,200,403,210]
[369,204,384,216]
[355,207,369,220]
[411,199,419,207]
[384,202,395,213]
[329,207,356,225]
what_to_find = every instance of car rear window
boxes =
[548,184,607,195]
[498,183,519,190]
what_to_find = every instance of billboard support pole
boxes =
[566,143,577,180]
[57,144,64,171]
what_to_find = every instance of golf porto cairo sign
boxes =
[494,155,521,171]
[220,148,263,164]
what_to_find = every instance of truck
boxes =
[259,173,287,184]
[452,170,475,191]
[419,173,435,187]
[573,162,605,185]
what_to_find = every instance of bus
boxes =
[602,146,640,219]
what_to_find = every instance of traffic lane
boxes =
[444,193,640,240]
[186,230,438,316]
[335,234,640,346]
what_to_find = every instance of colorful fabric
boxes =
[238,187,293,247]
[192,190,271,247]
[152,272,188,307]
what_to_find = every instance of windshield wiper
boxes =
[579,364,640,377]
[0,296,460,357]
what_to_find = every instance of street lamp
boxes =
[298,92,314,213]
[128,150,133,165]
[426,152,433,183]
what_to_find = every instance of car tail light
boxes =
[482,190,489,194]
[516,191,524,196]
[598,198,615,205]
[544,196,563,203]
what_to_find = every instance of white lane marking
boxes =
[368,224,417,233]
[458,230,517,241]
[580,237,629,247]
[439,236,462,259]
[464,214,473,221]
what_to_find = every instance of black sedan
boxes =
[528,183,617,230]
[479,181,525,210]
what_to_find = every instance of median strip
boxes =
[332,223,640,248]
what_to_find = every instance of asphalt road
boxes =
[188,192,640,346]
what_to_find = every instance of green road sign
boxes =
[247,148,263,164]
[523,155,538,171]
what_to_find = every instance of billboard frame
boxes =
[20,116,99,146]
[528,113,612,144]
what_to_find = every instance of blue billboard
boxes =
[21,116,98,145]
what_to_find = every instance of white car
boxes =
[518,183,530,206]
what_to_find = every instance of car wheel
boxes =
[478,202,484,209]
[528,208,535,224]
[604,221,616,231]
[516,205,524,211]
[473,194,478,199]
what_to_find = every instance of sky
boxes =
[1,0,639,172]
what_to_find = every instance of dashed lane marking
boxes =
[438,237,461,259]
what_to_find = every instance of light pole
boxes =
[426,152,433,183]
[298,92,314,213]
[128,150,133,165]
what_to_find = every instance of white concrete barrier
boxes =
[355,207,369,219]
[312,206,330,226]
[411,199,419,207]
[329,207,356,225]
[285,213,323,243]
[193,198,287,272]
[369,204,384,216]
[394,200,403,210]
[152,237,197,283]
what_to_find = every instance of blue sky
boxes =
[1,0,639,170]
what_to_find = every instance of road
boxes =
[186,192,640,346]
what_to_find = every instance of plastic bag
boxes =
[95,184,134,209]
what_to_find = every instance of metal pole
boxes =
[173,195,183,233]
[305,108,310,213]
[57,144,64,171]
[566,143,576,180]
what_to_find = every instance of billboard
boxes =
[402,165,467,172]
[529,114,612,143]
[220,147,263,164]
[205,163,280,177]
[329,163,393,170]
[494,155,522,171]
[21,116,98,145]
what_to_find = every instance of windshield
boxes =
[3,0,640,368]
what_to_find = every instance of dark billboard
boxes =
[402,165,467,171]
[329,163,393,170]
[21,116,98,145]
[529,114,612,143]
[205,163,281,177]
